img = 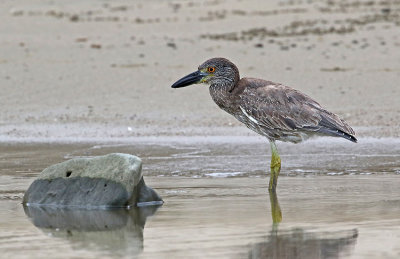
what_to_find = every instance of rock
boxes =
[23,153,163,208]
[136,177,163,206]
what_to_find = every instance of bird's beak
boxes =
[171,70,207,88]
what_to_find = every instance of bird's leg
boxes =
[269,189,282,226]
[268,141,281,192]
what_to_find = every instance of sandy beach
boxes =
[1,1,400,258]
[0,0,399,141]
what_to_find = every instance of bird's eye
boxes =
[207,67,216,73]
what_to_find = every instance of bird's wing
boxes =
[237,79,355,136]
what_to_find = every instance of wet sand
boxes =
[1,139,399,258]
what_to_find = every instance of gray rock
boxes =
[23,153,163,208]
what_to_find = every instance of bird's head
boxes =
[171,57,239,89]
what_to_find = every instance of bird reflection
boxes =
[23,205,160,257]
[252,191,359,259]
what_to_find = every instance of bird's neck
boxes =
[209,81,239,113]
[210,81,235,93]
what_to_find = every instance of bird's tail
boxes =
[303,109,357,142]
[317,127,357,143]
[316,112,357,142]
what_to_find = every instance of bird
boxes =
[171,57,357,192]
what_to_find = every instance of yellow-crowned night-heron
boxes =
[171,57,357,191]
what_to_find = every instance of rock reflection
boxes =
[23,205,160,257]
[252,191,359,259]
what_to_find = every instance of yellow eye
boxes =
[207,66,216,73]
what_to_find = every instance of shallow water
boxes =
[0,137,400,258]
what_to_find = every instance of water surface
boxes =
[0,137,399,258]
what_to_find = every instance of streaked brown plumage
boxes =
[211,77,356,143]
[171,57,357,191]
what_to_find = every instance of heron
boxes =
[171,57,357,191]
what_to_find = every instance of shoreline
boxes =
[1,126,399,144]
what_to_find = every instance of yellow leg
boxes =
[268,141,281,192]
[269,189,282,225]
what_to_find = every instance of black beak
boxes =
[171,71,206,88]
